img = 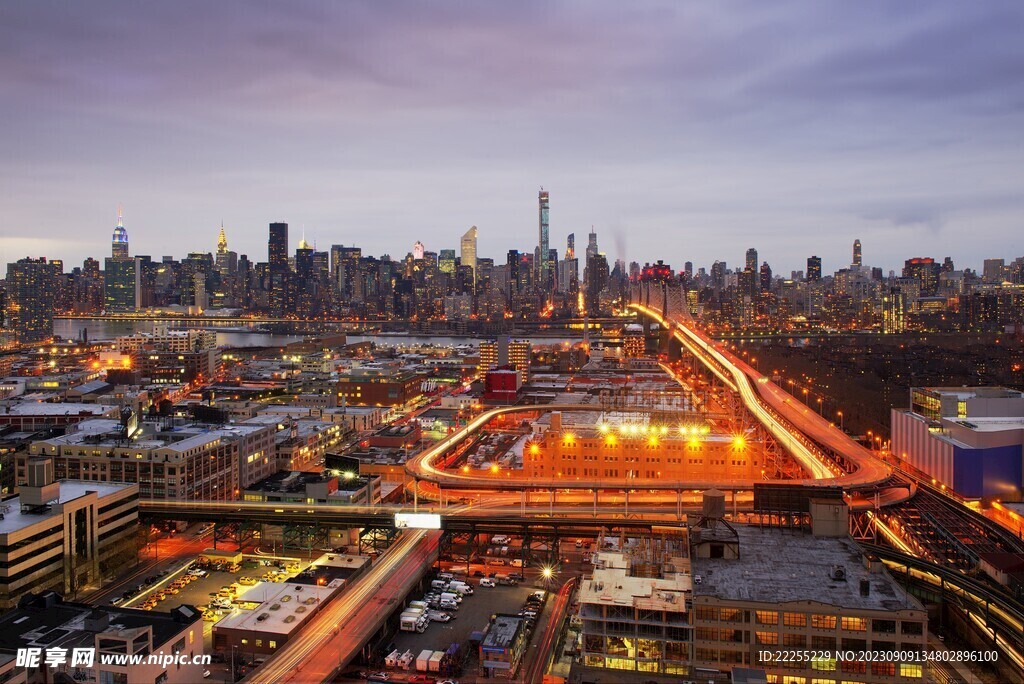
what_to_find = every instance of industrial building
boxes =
[26,417,280,499]
[524,412,763,482]
[479,614,529,679]
[691,524,927,683]
[892,387,1024,500]
[578,543,692,676]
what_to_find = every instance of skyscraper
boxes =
[585,253,609,314]
[5,257,58,343]
[538,189,550,286]
[268,222,288,271]
[566,233,575,260]
[111,206,129,259]
[105,209,136,312]
[461,226,478,285]
[903,257,940,296]
[745,248,758,272]
[413,241,425,260]
[853,239,862,267]
[807,256,822,282]
[104,256,137,312]
[759,262,772,292]
[586,229,599,260]
[438,249,456,275]
[215,223,237,278]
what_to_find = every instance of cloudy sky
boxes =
[2,1,1022,274]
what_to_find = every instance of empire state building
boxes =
[112,206,129,259]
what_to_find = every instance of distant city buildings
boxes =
[0,199,1021,346]
[4,257,59,343]
[478,338,531,384]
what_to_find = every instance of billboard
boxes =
[394,513,442,530]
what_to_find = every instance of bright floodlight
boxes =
[542,566,553,579]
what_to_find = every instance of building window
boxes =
[900,663,923,678]
[755,610,779,625]
[783,612,807,627]
[840,616,867,632]
[900,621,923,635]
[811,614,837,629]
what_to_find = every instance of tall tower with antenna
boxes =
[111,206,129,259]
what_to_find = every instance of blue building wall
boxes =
[952,444,1023,500]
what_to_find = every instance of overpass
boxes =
[139,499,694,537]
[628,297,892,488]
[402,402,904,505]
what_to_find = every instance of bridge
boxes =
[139,499,694,537]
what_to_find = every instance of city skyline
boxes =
[3,2,1024,271]
[9,208,1023,278]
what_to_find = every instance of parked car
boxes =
[479,578,496,587]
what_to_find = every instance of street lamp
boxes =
[837,411,844,431]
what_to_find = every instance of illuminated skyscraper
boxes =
[478,337,531,384]
[111,206,129,259]
[268,222,288,271]
[461,226,478,285]
[413,241,425,260]
[903,257,940,296]
[438,249,456,274]
[853,239,862,267]
[5,257,59,343]
[104,256,137,312]
[566,233,575,260]
[807,256,822,282]
[104,208,137,312]
[883,287,906,333]
[538,189,550,285]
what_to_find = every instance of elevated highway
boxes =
[140,499,696,535]
[630,302,893,488]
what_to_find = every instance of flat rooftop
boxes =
[288,553,368,586]
[215,581,339,635]
[947,417,1024,432]
[481,614,524,650]
[0,480,136,536]
[579,552,691,613]
[693,526,923,612]
[1,402,113,416]
[0,593,197,653]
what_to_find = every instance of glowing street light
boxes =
[541,566,554,579]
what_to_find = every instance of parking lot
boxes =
[384,581,548,678]
[121,553,307,648]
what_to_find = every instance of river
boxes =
[52,319,583,349]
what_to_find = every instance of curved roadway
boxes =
[403,317,893,498]
[631,303,892,488]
